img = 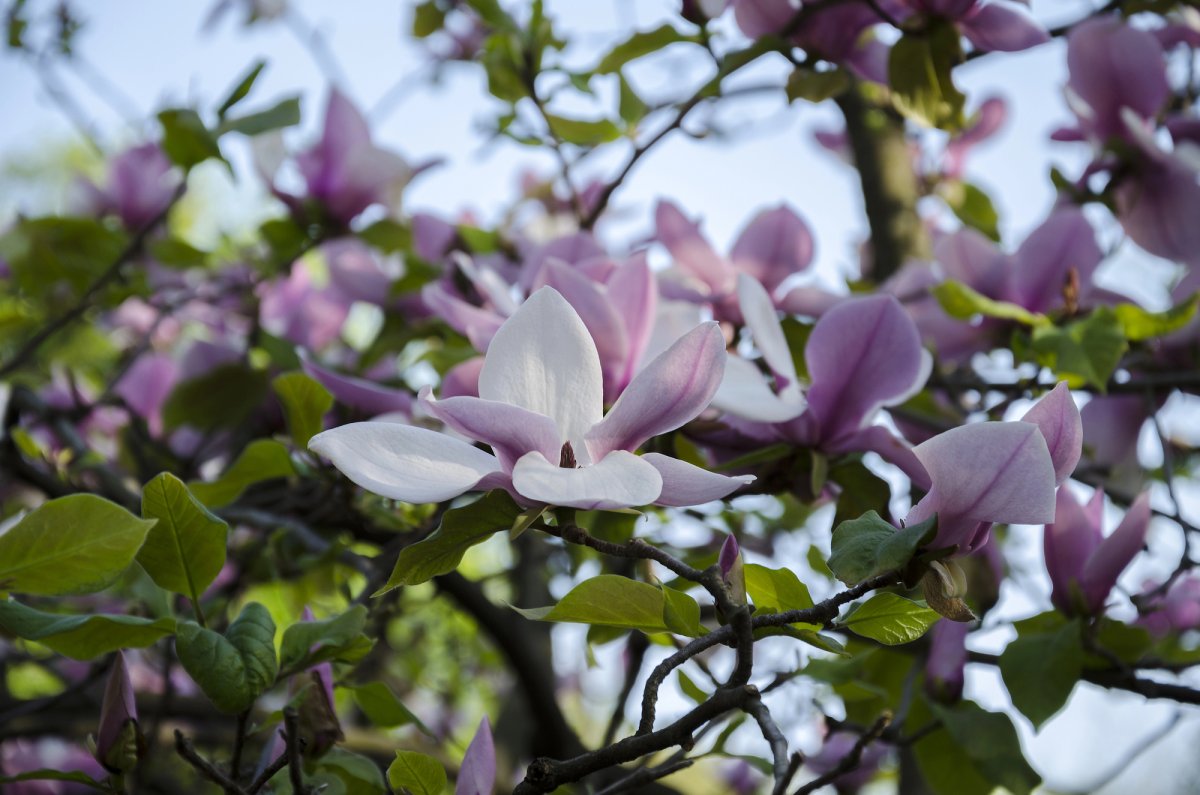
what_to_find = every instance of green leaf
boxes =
[481,32,526,102]
[514,574,677,635]
[661,585,704,637]
[352,682,436,736]
[786,67,850,103]
[358,218,412,253]
[189,439,296,508]
[677,670,708,704]
[411,1,445,37]
[1030,306,1127,390]
[299,748,388,795]
[158,108,224,169]
[148,236,209,268]
[176,602,278,714]
[828,511,937,586]
[387,750,446,795]
[0,770,106,791]
[927,701,1041,795]
[217,60,266,117]
[279,605,369,673]
[0,494,155,596]
[744,564,814,612]
[998,619,1082,729]
[888,22,966,130]
[940,181,1000,241]
[378,490,523,592]
[1,217,127,299]
[617,73,648,126]
[139,472,229,602]
[545,114,621,146]
[1113,294,1199,341]
[842,593,939,645]
[933,281,1048,326]
[0,600,176,659]
[595,24,689,73]
[829,459,892,528]
[272,372,334,447]
[162,363,270,431]
[218,96,302,136]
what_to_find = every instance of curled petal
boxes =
[421,390,560,471]
[1019,382,1082,485]
[586,323,726,459]
[511,450,662,510]
[309,422,500,503]
[641,453,754,507]
[1045,488,1105,612]
[478,287,603,447]
[1080,491,1151,613]
[301,355,413,417]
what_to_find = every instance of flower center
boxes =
[559,441,578,468]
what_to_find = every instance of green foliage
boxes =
[294,749,388,795]
[379,490,524,592]
[828,512,936,586]
[514,574,701,636]
[888,22,966,130]
[273,371,334,447]
[785,67,850,104]
[1114,294,1199,341]
[940,181,1000,240]
[743,564,814,613]
[158,108,224,170]
[162,362,271,431]
[216,59,266,117]
[933,280,1048,326]
[176,602,278,714]
[387,750,447,795]
[999,618,1083,728]
[0,217,127,299]
[139,472,229,602]
[922,700,1042,795]
[0,600,176,659]
[841,593,939,645]
[279,605,369,674]
[545,114,622,146]
[412,2,446,37]
[188,439,296,507]
[1029,306,1127,390]
[661,584,704,637]
[0,494,155,596]
[217,96,302,137]
[594,24,690,73]
[352,682,436,736]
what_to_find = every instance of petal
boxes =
[1066,18,1168,141]
[737,274,798,385]
[456,717,496,795]
[511,450,662,510]
[654,201,735,295]
[421,282,505,351]
[832,425,931,491]
[309,422,500,504]
[960,3,1049,52]
[729,205,814,294]
[586,323,726,459]
[1007,208,1101,313]
[420,390,560,471]
[804,294,930,445]
[539,259,630,402]
[1019,382,1082,485]
[301,354,413,417]
[1045,487,1105,611]
[913,421,1057,526]
[1080,491,1150,613]
[934,227,1007,295]
[641,453,754,507]
[710,355,807,423]
[478,287,603,446]
[442,357,484,398]
[605,256,658,391]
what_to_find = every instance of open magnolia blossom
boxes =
[309,287,753,510]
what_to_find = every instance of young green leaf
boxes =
[513,574,678,635]
[176,602,278,714]
[828,511,937,586]
[0,494,155,596]
[279,605,369,673]
[139,472,229,602]
[0,600,176,660]
[216,59,266,117]
[842,593,940,645]
[188,439,295,508]
[998,619,1083,729]
[352,682,436,737]
[272,371,334,447]
[387,750,446,795]
[158,108,224,170]
[744,564,814,612]
[888,23,966,130]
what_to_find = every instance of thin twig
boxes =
[174,730,247,795]
[791,713,891,795]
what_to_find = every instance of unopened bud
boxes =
[93,650,143,773]
[719,535,746,605]
[922,560,976,622]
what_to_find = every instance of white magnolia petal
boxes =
[511,450,663,510]
[641,453,754,507]
[478,287,603,446]
[710,355,808,423]
[309,421,500,504]
[737,273,797,385]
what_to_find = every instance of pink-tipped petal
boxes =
[586,323,726,459]
[421,391,560,471]
[540,260,630,402]
[478,287,603,447]
[960,3,1049,52]
[642,453,754,507]
[655,201,735,296]
[309,422,500,504]
[1044,488,1105,612]
[1080,491,1151,613]
[1019,383,1082,485]
[442,357,484,398]
[729,205,814,294]
[511,450,662,510]
[605,257,659,390]
[301,355,413,417]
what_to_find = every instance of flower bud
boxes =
[922,560,976,622]
[718,534,746,605]
[93,651,142,774]
[290,607,344,758]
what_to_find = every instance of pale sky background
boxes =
[2,1,1198,793]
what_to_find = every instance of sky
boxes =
[2,1,1198,792]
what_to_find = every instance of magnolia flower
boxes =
[1137,575,1200,637]
[1045,488,1150,616]
[456,717,496,795]
[94,651,141,774]
[806,729,890,792]
[894,0,1048,53]
[76,143,179,229]
[925,618,969,702]
[310,287,752,510]
[906,382,1082,552]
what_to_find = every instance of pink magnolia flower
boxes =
[258,264,351,351]
[732,0,892,80]
[94,651,141,774]
[806,730,890,791]
[1137,575,1200,637]
[76,143,179,229]
[1045,488,1150,616]
[925,618,969,702]
[257,89,416,225]
[655,201,814,323]
[906,382,1081,553]
[895,1,1048,53]
[456,717,495,795]
[310,287,752,510]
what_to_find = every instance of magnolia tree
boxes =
[2,0,1200,793]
